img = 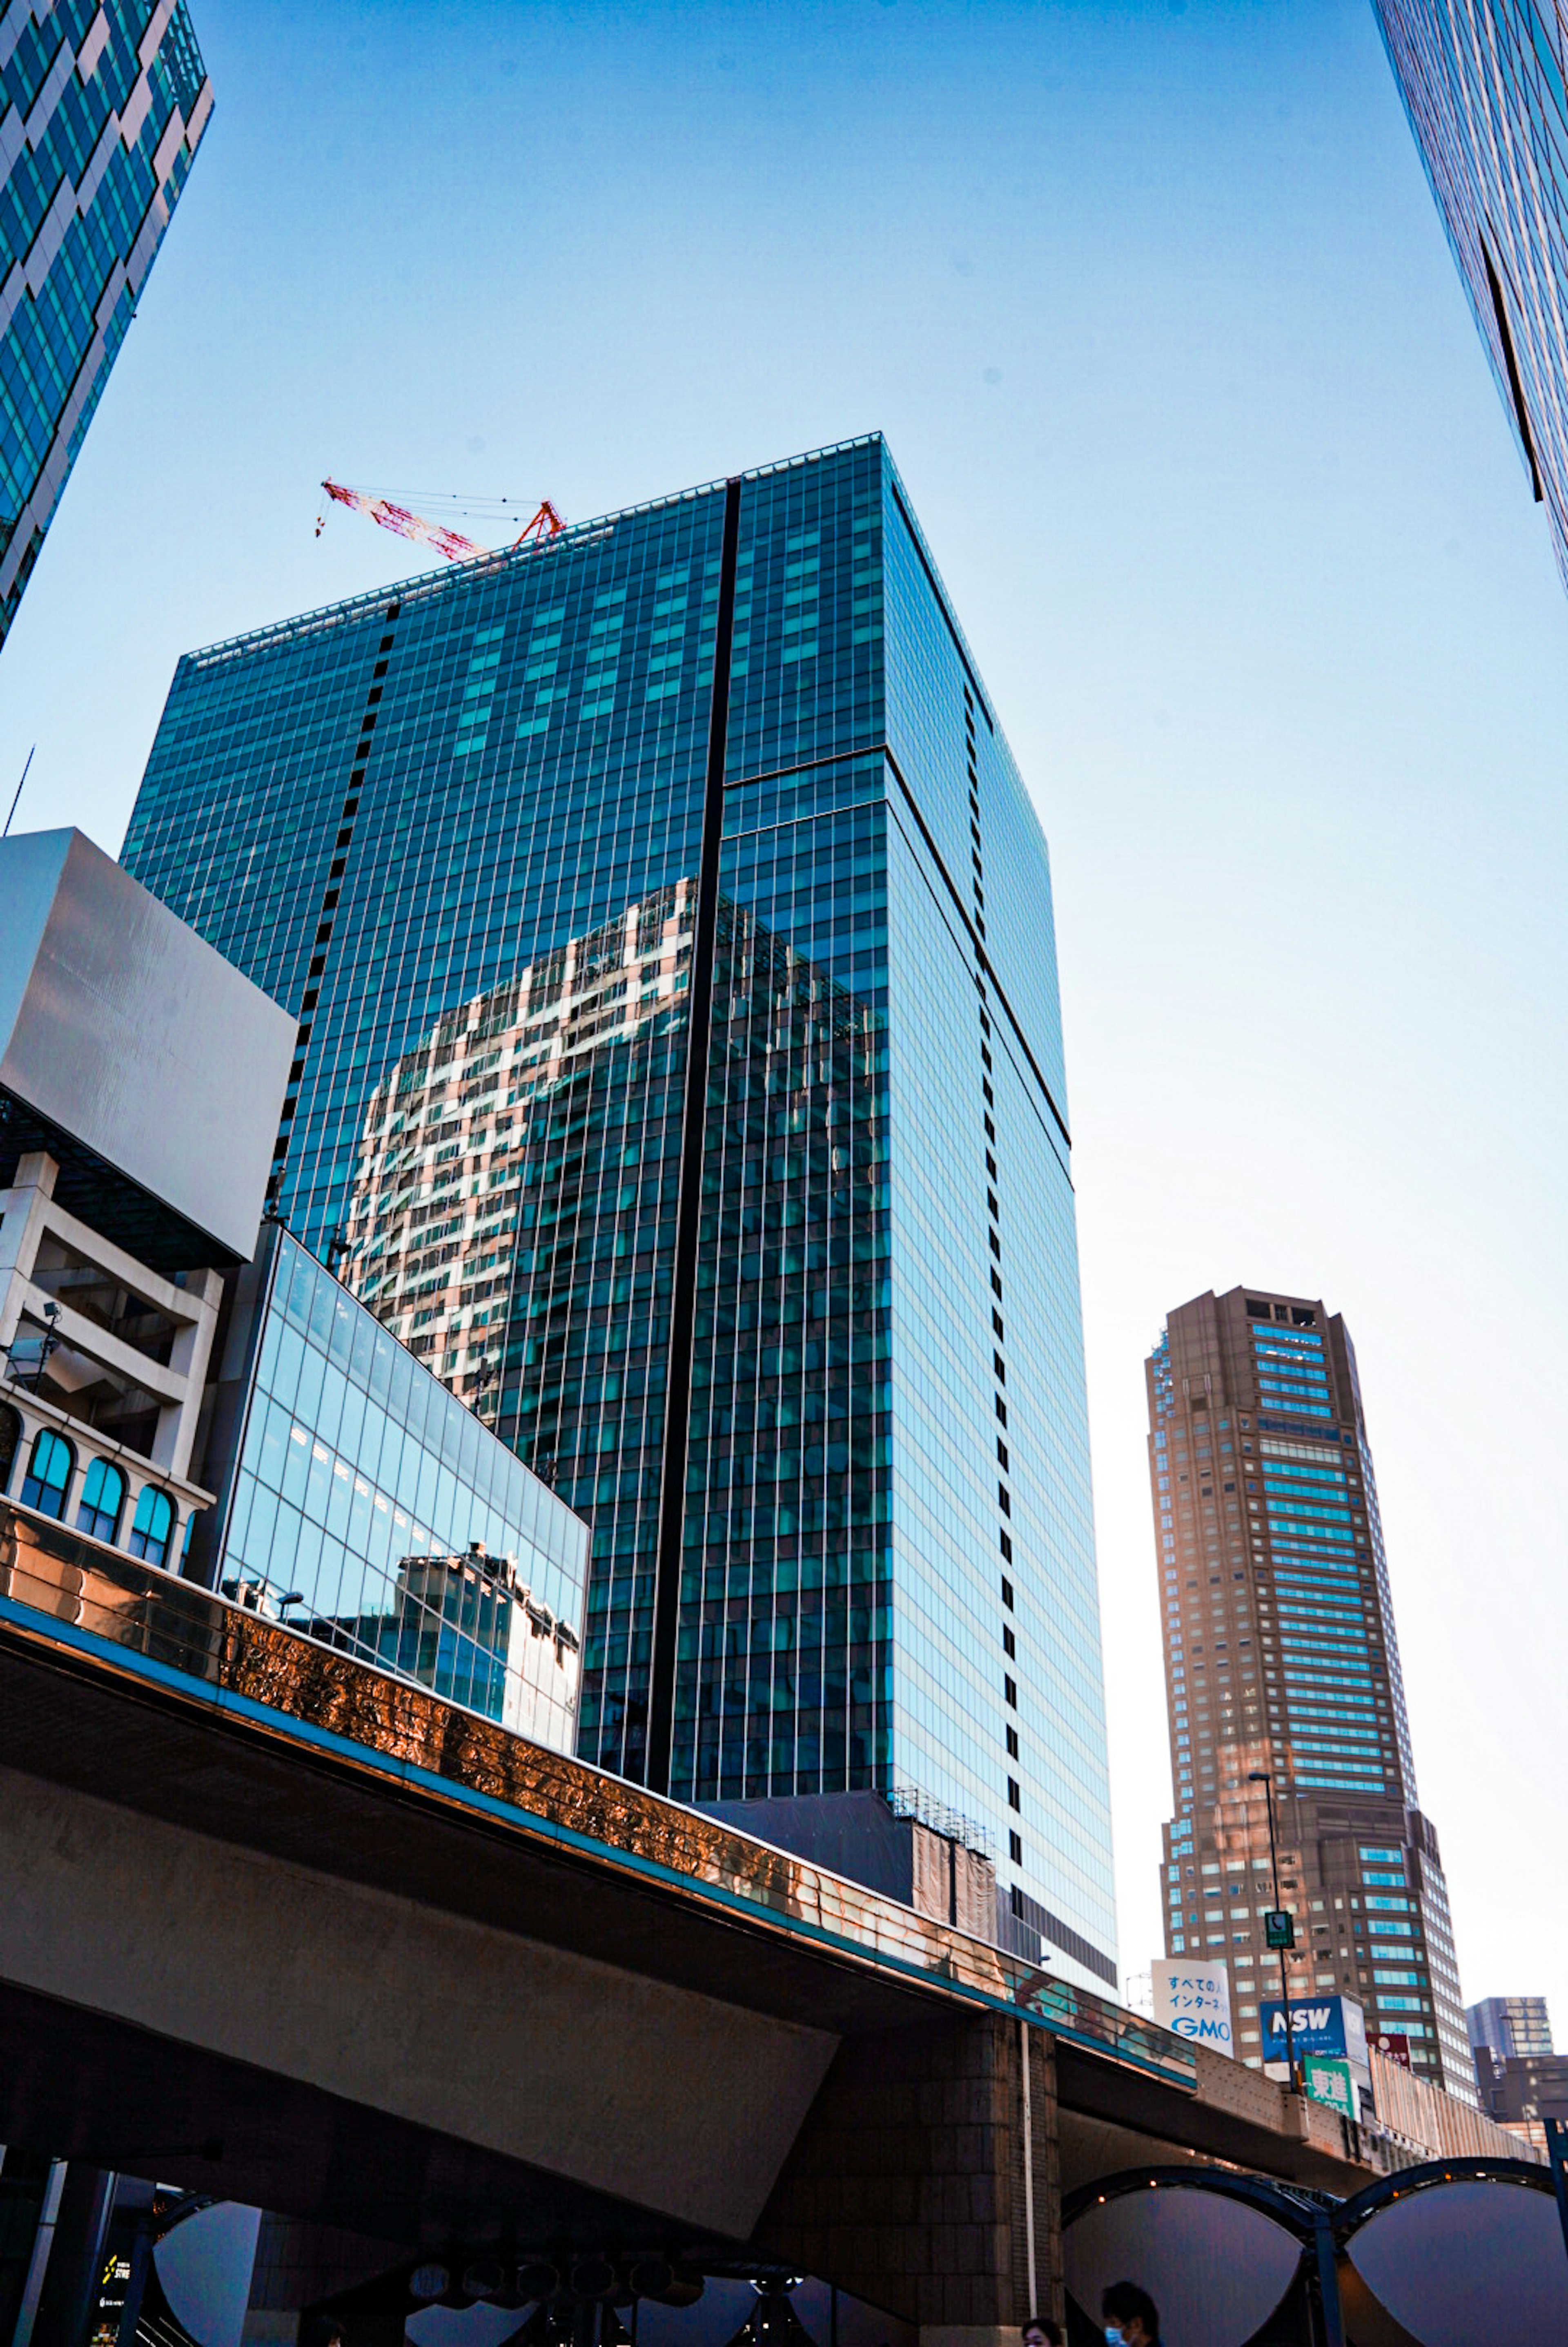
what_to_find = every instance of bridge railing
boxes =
[0,1494,1196,2093]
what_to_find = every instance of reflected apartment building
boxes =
[121,436,1117,1989]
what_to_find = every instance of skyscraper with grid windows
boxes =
[1147,1285,1475,2099]
[120,436,1118,1992]
[1374,1,1568,595]
[0,0,212,649]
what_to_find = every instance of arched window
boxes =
[21,1428,74,1519]
[0,1405,20,1495]
[128,1485,174,1568]
[76,1458,126,1544]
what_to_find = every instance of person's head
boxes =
[1101,2281,1159,2347]
[1021,2322,1061,2347]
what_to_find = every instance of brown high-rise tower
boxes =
[1146,1286,1474,2101]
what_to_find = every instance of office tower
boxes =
[0,2,212,649]
[1467,1994,1554,2066]
[1373,3,1568,588]
[1146,1287,1475,2098]
[119,435,1116,1990]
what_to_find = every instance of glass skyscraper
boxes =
[1147,1285,1474,2098]
[1467,1993,1554,2066]
[0,0,211,649]
[1374,0,1568,588]
[121,435,1117,1990]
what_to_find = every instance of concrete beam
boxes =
[0,1765,837,2240]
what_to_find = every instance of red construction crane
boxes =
[317,479,565,562]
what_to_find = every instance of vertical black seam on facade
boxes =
[1482,234,1544,502]
[645,475,743,1794]
[882,745,1071,1152]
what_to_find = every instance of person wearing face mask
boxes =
[1100,2280,1160,2347]
[1020,2320,1062,2347]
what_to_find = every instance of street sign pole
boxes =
[1250,1770,1299,2095]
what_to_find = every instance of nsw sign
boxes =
[1260,1994,1367,2065]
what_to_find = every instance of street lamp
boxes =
[1249,1768,1300,2096]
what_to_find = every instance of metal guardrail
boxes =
[0,1497,1195,2091]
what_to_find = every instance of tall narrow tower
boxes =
[1146,1286,1474,2100]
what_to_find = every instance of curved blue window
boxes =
[21,1428,73,1519]
[76,1457,126,1544]
[128,1485,175,1568]
[0,1405,20,1495]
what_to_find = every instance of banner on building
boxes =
[1154,1959,1234,2056]
[1303,2053,1356,2119]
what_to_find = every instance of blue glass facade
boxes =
[121,436,1116,1988]
[1149,1286,1474,2096]
[203,1224,587,1753]
[0,1,211,646]
[1375,0,1568,588]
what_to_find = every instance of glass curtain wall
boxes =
[122,437,1117,1988]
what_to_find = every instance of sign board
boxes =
[1153,1959,1234,2056]
[1371,2030,1411,2069]
[1261,1995,1368,2066]
[1303,2054,1356,2119]
[1264,1908,1295,1950]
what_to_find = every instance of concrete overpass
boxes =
[0,1499,1386,2339]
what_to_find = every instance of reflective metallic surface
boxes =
[208,1224,587,1752]
[121,435,1114,1991]
[0,1495,1185,2086]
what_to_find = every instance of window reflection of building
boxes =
[206,1224,588,1757]
[313,1542,580,1750]
[340,888,889,1804]
[343,879,696,1403]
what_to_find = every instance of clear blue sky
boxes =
[7,0,1567,2034]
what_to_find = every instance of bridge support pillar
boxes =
[756,2011,1060,2340]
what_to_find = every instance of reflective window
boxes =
[128,1486,174,1567]
[76,1457,126,1544]
[21,1429,73,1518]
[0,4,210,650]
[122,438,1115,1981]
[215,1228,587,1752]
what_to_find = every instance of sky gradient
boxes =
[5,0,1566,2034]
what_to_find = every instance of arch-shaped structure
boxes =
[128,1484,175,1568]
[76,1456,127,1543]
[1062,2167,1319,2347]
[20,1427,73,1519]
[1333,2156,1568,2344]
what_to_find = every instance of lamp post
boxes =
[1249,1768,1299,2096]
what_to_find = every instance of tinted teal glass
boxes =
[122,437,1116,1989]
[0,2,211,645]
